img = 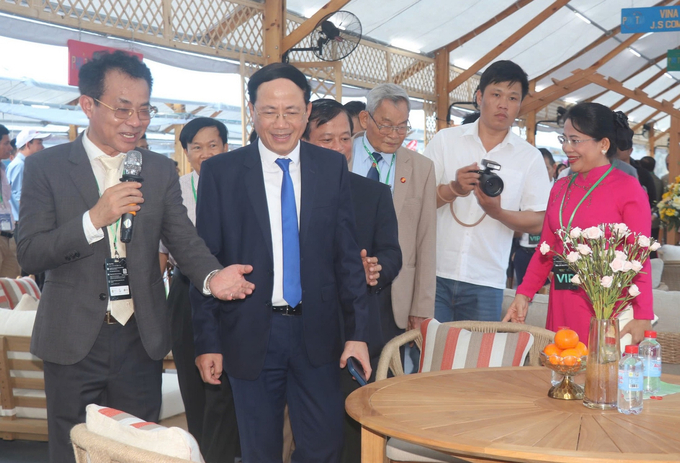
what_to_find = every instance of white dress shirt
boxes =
[423,120,552,290]
[259,139,302,307]
[159,170,198,266]
[351,134,396,192]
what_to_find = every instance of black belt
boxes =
[272,304,302,315]
[0,231,13,238]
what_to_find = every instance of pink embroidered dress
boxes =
[517,164,654,344]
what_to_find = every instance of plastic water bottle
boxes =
[618,345,643,415]
[639,330,662,394]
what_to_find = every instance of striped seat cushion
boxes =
[0,277,41,309]
[418,318,534,373]
[86,404,203,462]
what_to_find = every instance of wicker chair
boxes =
[376,321,556,381]
[71,424,193,463]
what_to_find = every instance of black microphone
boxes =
[120,150,144,243]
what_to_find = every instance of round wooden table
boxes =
[346,367,680,463]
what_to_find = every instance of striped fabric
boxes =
[85,404,204,462]
[419,318,534,373]
[0,277,41,309]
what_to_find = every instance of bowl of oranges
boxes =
[540,327,588,400]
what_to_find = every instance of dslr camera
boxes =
[476,160,503,197]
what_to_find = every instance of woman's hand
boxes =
[502,294,530,323]
[620,319,653,345]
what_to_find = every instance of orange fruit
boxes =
[555,329,579,350]
[548,355,561,365]
[574,342,588,356]
[543,343,562,357]
[561,355,579,366]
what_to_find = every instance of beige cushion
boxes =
[14,294,39,311]
[0,307,36,336]
[386,437,470,462]
[658,245,680,262]
[85,404,203,462]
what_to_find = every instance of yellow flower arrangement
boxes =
[657,176,680,231]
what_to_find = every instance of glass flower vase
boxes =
[583,317,620,409]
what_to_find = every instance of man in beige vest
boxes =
[350,83,436,346]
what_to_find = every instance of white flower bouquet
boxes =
[539,223,659,319]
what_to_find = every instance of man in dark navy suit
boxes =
[303,98,401,463]
[190,64,370,463]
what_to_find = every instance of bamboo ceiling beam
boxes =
[626,81,680,115]
[519,32,645,115]
[610,68,667,111]
[264,0,285,63]
[631,93,680,131]
[586,73,680,120]
[393,60,430,85]
[532,0,673,85]
[282,0,350,52]
[205,5,257,43]
[652,128,670,143]
[447,0,568,94]
[444,0,534,53]
[584,89,608,103]
[533,26,620,85]
[191,106,206,115]
[209,111,222,118]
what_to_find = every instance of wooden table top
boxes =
[345,367,680,463]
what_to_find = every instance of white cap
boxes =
[16,129,51,149]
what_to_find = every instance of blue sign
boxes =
[621,6,680,33]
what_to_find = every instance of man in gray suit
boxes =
[17,51,253,463]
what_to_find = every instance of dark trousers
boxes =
[170,268,240,463]
[229,313,344,463]
[43,317,162,463]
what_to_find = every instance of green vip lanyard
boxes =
[94,177,122,257]
[362,137,395,186]
[559,164,614,231]
[191,175,197,202]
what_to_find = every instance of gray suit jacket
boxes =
[351,133,436,328]
[17,134,220,364]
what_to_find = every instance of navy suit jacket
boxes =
[190,141,369,380]
[348,173,401,359]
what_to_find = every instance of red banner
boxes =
[67,40,144,87]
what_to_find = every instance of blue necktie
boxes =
[275,158,302,307]
[367,152,383,182]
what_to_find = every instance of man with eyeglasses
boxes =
[350,83,436,350]
[191,63,370,463]
[424,60,552,323]
[17,50,254,463]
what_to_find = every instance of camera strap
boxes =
[449,201,487,228]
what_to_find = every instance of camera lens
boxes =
[479,172,504,197]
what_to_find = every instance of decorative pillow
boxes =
[419,318,534,373]
[14,294,39,312]
[658,245,680,262]
[0,277,41,309]
[85,404,204,462]
[0,307,36,336]
[650,258,664,289]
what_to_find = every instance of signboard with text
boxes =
[67,40,143,87]
[669,49,680,71]
[621,6,680,33]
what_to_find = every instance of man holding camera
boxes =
[424,60,552,322]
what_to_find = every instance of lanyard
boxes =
[559,164,614,230]
[362,137,395,186]
[191,175,197,203]
[94,177,122,257]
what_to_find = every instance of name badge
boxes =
[553,256,578,291]
[105,258,132,300]
[0,213,11,231]
[527,233,541,246]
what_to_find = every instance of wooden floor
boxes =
[0,414,188,463]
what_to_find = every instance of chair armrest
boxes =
[376,329,421,381]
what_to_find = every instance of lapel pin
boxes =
[400,177,406,183]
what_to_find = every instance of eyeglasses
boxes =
[369,112,411,136]
[94,98,158,121]
[557,135,596,147]
[254,108,307,122]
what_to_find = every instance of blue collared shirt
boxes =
[351,135,396,192]
[6,153,26,221]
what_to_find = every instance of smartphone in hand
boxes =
[347,356,368,386]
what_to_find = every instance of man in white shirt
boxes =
[424,60,552,322]
[0,125,20,277]
[7,128,50,223]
